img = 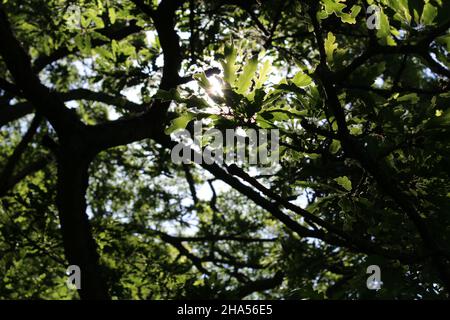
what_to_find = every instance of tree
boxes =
[0,0,449,299]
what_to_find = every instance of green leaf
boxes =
[255,59,271,90]
[322,0,346,15]
[91,16,105,29]
[397,93,420,104]
[109,8,117,24]
[324,32,338,64]
[74,34,91,54]
[95,46,114,60]
[221,43,238,84]
[334,176,352,191]
[437,35,450,51]
[194,72,211,91]
[320,0,360,24]
[111,39,119,58]
[421,2,437,26]
[292,71,312,88]
[377,11,396,46]
[339,5,361,24]
[165,113,196,135]
[350,125,363,135]
[388,0,411,25]
[329,139,341,154]
[236,55,258,95]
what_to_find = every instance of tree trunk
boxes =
[56,144,110,300]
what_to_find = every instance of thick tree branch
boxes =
[0,102,34,128]
[0,114,42,193]
[0,88,146,128]
[0,6,83,134]
[221,271,284,299]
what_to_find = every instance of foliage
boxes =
[0,0,449,299]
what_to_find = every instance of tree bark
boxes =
[56,143,110,300]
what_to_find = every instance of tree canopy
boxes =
[0,0,449,299]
